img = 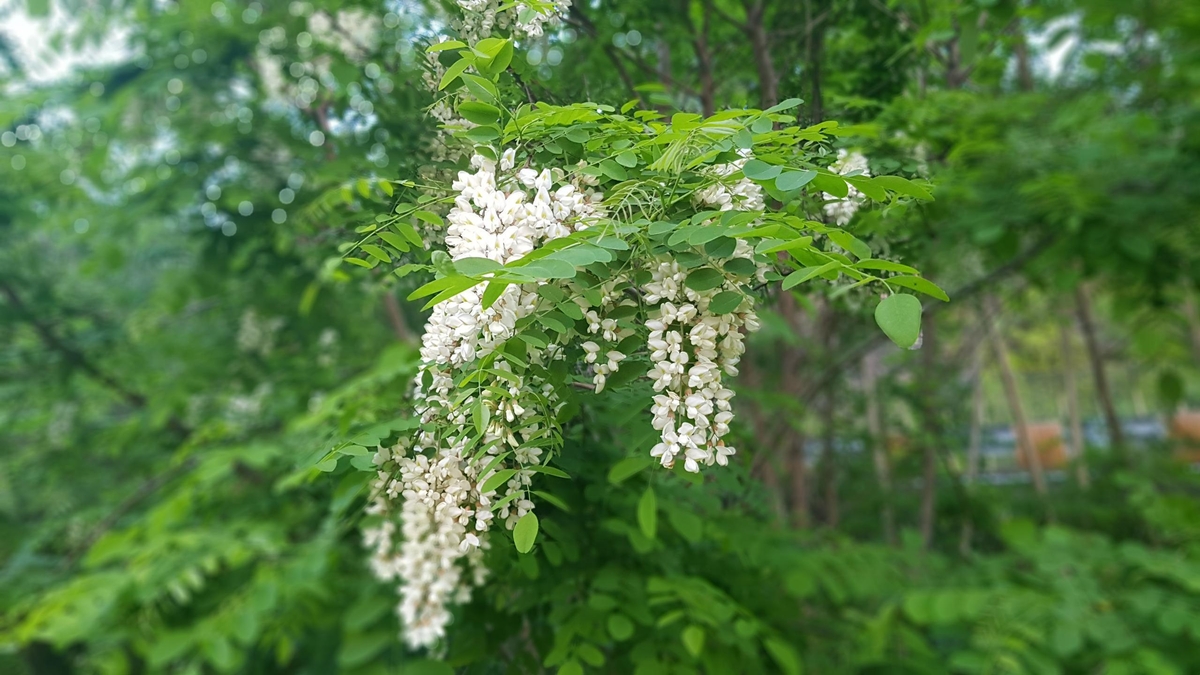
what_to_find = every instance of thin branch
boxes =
[796,234,1056,404]
[65,457,200,566]
[1,280,192,438]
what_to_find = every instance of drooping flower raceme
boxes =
[822,149,871,226]
[363,151,604,649]
[637,159,767,472]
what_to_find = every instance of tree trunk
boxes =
[694,0,716,116]
[803,0,825,123]
[1061,320,1091,488]
[1183,289,1200,368]
[918,313,941,550]
[862,349,896,544]
[744,0,778,108]
[959,343,985,555]
[985,294,1049,497]
[1075,284,1125,455]
[817,390,839,528]
[788,433,810,529]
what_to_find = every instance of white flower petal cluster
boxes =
[364,151,603,649]
[455,0,572,41]
[308,8,381,63]
[823,149,871,226]
[694,155,766,212]
[641,254,761,472]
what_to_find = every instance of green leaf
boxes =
[827,231,872,260]
[812,172,849,198]
[874,294,922,349]
[681,625,705,657]
[439,56,472,90]
[873,175,934,200]
[608,614,635,641]
[532,490,571,513]
[415,210,444,227]
[514,512,539,553]
[458,101,501,126]
[472,399,491,435]
[782,262,840,290]
[854,259,919,275]
[473,37,508,58]
[887,275,949,302]
[377,231,410,252]
[742,159,782,181]
[426,40,466,53]
[637,487,657,540]
[846,176,888,201]
[461,73,499,102]
[482,280,510,309]
[518,258,577,279]
[608,457,652,484]
[708,290,743,314]
[599,160,628,181]
[616,151,638,168]
[394,221,425,247]
[667,508,703,543]
[775,170,816,191]
[557,661,583,675]
[684,268,725,292]
[344,257,376,269]
[764,638,803,675]
[526,464,571,479]
[454,256,503,276]
[478,39,513,78]
[766,97,803,113]
[481,469,517,494]
[750,116,774,134]
[408,274,470,300]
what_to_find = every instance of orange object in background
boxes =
[1015,422,1068,471]
[1169,410,1200,463]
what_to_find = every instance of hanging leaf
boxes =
[681,625,705,657]
[886,275,949,302]
[874,294,923,348]
[775,170,817,191]
[514,512,539,553]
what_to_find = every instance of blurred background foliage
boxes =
[3,0,1200,673]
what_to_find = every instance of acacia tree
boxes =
[323,0,937,653]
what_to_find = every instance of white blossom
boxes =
[823,149,870,226]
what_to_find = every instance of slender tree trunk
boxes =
[817,390,839,528]
[694,0,716,116]
[788,433,810,528]
[803,0,826,122]
[984,294,1049,497]
[1183,289,1200,368]
[959,343,985,555]
[862,349,896,544]
[1075,284,1126,455]
[743,359,788,525]
[1061,320,1091,488]
[744,0,778,108]
[918,313,941,549]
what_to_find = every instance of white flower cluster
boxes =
[694,155,766,212]
[308,8,382,63]
[236,308,284,357]
[823,149,871,226]
[363,151,603,649]
[455,0,572,41]
[640,252,762,473]
[627,160,767,472]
